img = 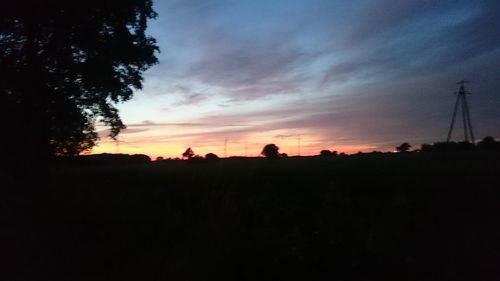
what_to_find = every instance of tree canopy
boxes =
[1,1,159,156]
[205,153,220,161]
[261,144,280,158]
[182,148,195,159]
[396,142,411,153]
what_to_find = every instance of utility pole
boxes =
[224,137,227,158]
[446,80,475,143]
[297,135,301,156]
[114,137,123,154]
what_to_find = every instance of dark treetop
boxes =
[1,0,159,157]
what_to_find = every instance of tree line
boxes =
[153,136,500,162]
[397,136,500,153]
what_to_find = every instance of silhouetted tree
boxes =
[281,153,288,158]
[320,150,333,157]
[182,148,195,159]
[420,143,433,152]
[396,142,411,152]
[477,136,500,150]
[189,155,204,162]
[156,156,164,161]
[205,153,220,161]
[421,141,476,152]
[1,1,159,156]
[261,144,280,158]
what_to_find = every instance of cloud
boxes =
[106,0,500,156]
[172,93,209,106]
[322,0,500,85]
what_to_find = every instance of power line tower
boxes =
[224,137,227,158]
[297,135,301,156]
[114,137,125,154]
[446,80,475,143]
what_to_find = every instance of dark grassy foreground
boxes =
[50,152,500,281]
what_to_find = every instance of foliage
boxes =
[320,149,338,157]
[1,1,159,156]
[189,155,204,162]
[396,142,411,152]
[419,137,500,152]
[182,147,195,159]
[261,144,280,158]
[421,141,475,152]
[205,153,220,161]
[477,136,500,150]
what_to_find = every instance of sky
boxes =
[92,0,500,158]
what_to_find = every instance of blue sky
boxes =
[94,0,500,158]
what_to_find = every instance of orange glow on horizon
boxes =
[90,137,389,159]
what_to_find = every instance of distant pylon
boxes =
[114,139,124,154]
[446,80,475,143]
[224,137,227,158]
[297,135,301,156]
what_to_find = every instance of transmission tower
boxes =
[224,137,227,158]
[446,80,475,143]
[114,137,124,154]
[297,135,301,156]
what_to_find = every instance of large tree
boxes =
[261,144,280,158]
[1,0,159,157]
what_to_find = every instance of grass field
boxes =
[49,151,500,280]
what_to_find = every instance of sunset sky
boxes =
[92,0,500,159]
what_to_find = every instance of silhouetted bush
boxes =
[188,155,204,162]
[205,153,220,161]
[261,144,280,158]
[420,141,475,152]
[156,156,164,161]
[320,150,333,157]
[477,136,500,150]
[281,153,288,158]
[320,150,338,157]
[421,143,433,152]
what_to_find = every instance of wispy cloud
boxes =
[94,0,500,158]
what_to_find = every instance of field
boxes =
[49,152,500,280]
